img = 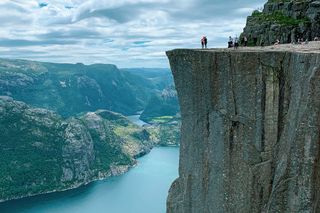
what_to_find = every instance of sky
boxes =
[0,0,266,68]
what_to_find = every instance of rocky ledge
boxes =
[166,43,320,212]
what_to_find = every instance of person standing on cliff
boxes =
[228,36,233,48]
[201,36,205,49]
[234,36,239,49]
[201,36,208,49]
[204,36,208,48]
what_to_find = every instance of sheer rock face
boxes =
[166,49,320,213]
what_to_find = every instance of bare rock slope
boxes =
[166,43,320,212]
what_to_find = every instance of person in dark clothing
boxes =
[204,36,208,48]
[228,36,233,48]
[201,36,208,49]
[201,37,204,49]
[234,36,239,49]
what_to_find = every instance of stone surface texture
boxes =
[243,0,320,45]
[166,44,320,213]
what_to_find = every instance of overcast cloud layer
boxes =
[0,0,265,67]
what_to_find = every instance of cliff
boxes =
[166,43,320,212]
[242,0,320,45]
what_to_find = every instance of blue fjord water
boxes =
[0,114,179,213]
[0,147,179,213]
[127,114,148,127]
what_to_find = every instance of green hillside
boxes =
[0,59,155,117]
[0,97,154,202]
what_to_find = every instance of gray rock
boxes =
[311,1,320,7]
[61,118,95,184]
[166,48,320,213]
[242,0,320,45]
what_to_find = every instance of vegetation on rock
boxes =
[0,59,155,116]
[0,97,155,202]
[242,0,319,45]
[0,59,181,202]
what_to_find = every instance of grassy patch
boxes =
[251,10,310,27]
[150,116,175,124]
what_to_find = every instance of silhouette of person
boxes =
[234,36,239,49]
[228,36,233,48]
[201,36,208,49]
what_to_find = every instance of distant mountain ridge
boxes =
[122,68,180,123]
[0,59,157,117]
[121,68,173,90]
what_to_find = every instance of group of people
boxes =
[290,36,319,45]
[228,36,245,49]
[200,35,246,49]
[200,34,320,49]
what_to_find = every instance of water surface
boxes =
[127,114,148,127]
[0,147,179,213]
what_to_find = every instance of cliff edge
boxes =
[166,43,320,212]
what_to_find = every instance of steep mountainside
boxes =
[242,0,320,45]
[0,96,154,202]
[0,59,155,117]
[166,46,320,212]
[121,68,174,90]
[122,68,180,124]
[140,85,180,123]
[0,59,180,122]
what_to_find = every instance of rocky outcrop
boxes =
[166,46,320,212]
[242,0,320,45]
[61,118,95,184]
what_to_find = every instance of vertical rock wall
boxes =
[166,49,320,213]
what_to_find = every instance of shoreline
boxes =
[0,145,179,204]
[0,163,134,204]
[0,111,178,204]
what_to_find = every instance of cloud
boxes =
[0,38,78,47]
[0,0,266,67]
[39,2,48,8]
